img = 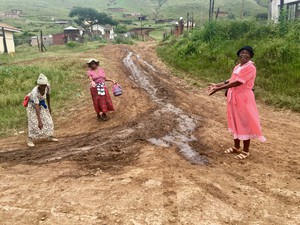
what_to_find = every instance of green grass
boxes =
[157,19,300,112]
[0,0,269,36]
[0,42,103,137]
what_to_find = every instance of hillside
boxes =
[0,0,268,30]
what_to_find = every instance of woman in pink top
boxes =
[209,46,265,159]
[86,59,116,121]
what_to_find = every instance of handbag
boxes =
[113,83,122,96]
[23,95,29,107]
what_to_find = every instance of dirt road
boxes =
[0,42,299,225]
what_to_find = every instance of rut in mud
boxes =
[123,51,208,165]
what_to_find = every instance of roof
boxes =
[64,26,79,31]
[0,23,21,32]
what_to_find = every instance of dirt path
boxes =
[0,42,299,225]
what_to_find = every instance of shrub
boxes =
[157,19,300,112]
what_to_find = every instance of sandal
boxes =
[234,151,250,159]
[101,113,108,121]
[224,146,240,154]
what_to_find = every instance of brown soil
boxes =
[0,42,299,225]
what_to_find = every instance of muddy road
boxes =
[0,42,299,225]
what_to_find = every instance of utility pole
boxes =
[140,18,143,41]
[209,0,212,21]
[216,7,220,20]
[192,11,194,30]
[280,0,284,10]
[209,0,215,21]
[241,0,245,18]
[187,12,189,32]
[1,27,8,53]
[40,30,47,52]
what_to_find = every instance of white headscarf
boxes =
[37,73,49,85]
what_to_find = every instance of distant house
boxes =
[123,13,141,18]
[11,9,22,15]
[92,24,115,40]
[55,20,71,25]
[64,26,84,43]
[53,33,66,45]
[31,35,53,47]
[4,9,23,19]
[0,23,21,54]
[269,0,300,21]
[107,8,126,12]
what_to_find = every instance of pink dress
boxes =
[227,61,266,142]
[87,68,114,113]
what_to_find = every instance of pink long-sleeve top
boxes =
[87,67,106,84]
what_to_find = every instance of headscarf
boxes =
[37,73,49,85]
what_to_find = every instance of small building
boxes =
[92,24,115,40]
[0,23,21,54]
[55,20,71,25]
[31,35,53,47]
[123,13,141,18]
[53,33,66,45]
[11,9,22,15]
[63,26,84,43]
[269,0,300,21]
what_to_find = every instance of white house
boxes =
[0,23,21,54]
[269,0,300,21]
[92,24,115,40]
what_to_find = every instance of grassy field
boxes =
[0,42,102,137]
[157,19,300,112]
[0,0,269,34]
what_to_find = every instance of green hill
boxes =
[0,0,269,35]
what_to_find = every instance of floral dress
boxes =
[27,85,54,139]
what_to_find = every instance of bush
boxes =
[66,42,80,48]
[157,19,300,112]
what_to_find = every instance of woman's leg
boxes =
[234,139,241,149]
[235,139,251,159]
[243,139,250,152]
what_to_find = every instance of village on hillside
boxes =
[1,0,298,54]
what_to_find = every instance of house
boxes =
[92,24,115,40]
[53,33,66,45]
[55,20,71,25]
[123,13,141,18]
[11,9,22,15]
[0,23,21,54]
[63,26,84,43]
[4,9,23,19]
[269,0,300,21]
[31,35,53,47]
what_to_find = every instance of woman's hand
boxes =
[208,86,220,96]
[38,120,43,130]
[90,81,96,87]
[208,83,217,92]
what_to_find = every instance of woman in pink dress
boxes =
[208,46,266,159]
[86,59,116,121]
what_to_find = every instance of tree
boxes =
[69,7,118,35]
[151,0,168,20]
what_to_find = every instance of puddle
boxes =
[123,52,208,165]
